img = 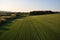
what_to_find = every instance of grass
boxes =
[0,13,60,40]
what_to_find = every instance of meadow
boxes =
[0,13,60,40]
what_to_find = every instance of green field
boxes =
[0,14,60,40]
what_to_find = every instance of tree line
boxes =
[29,11,60,15]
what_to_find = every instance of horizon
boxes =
[0,9,60,12]
[0,0,60,12]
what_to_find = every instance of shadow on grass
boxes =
[0,16,26,35]
[0,28,9,36]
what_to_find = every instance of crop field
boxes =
[0,14,60,40]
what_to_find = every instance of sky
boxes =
[0,0,60,12]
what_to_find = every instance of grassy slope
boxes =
[0,14,60,40]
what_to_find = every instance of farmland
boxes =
[0,13,60,40]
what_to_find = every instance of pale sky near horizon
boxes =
[0,0,60,12]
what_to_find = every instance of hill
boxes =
[0,13,60,40]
